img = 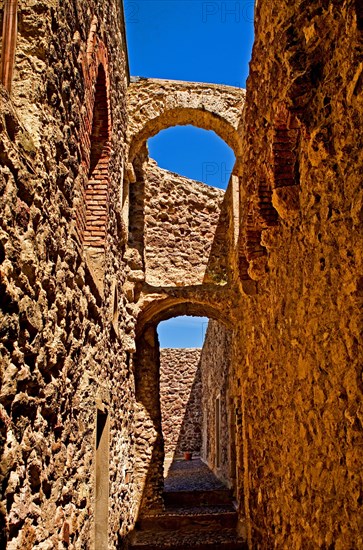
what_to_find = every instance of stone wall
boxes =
[0,2,140,548]
[145,161,225,287]
[227,1,363,547]
[200,321,232,488]
[1,0,362,548]
[160,348,202,460]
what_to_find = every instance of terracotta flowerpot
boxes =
[184,452,192,461]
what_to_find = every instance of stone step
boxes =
[138,504,238,531]
[129,527,247,549]
[163,489,233,507]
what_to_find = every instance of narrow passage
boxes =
[129,458,247,549]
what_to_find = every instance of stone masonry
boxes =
[0,1,362,549]
[160,348,202,461]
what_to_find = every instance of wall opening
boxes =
[95,406,109,550]
[158,316,206,471]
[215,395,221,468]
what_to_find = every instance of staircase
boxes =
[128,459,247,550]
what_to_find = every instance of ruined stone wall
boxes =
[0,2,141,548]
[228,1,363,547]
[200,321,232,487]
[160,348,202,460]
[144,160,224,287]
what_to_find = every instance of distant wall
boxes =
[144,161,225,286]
[160,348,202,460]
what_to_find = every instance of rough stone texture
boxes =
[1,0,363,548]
[228,1,363,548]
[0,2,138,549]
[200,321,233,488]
[145,162,224,287]
[160,349,202,460]
[127,78,245,171]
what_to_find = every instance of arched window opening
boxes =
[0,0,18,93]
[83,64,111,249]
[129,129,234,288]
[147,125,236,190]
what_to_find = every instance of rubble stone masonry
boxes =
[160,348,202,460]
[0,0,362,548]
[230,1,363,547]
[0,2,137,548]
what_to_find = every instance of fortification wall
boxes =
[0,2,140,548]
[227,1,363,547]
[160,348,202,460]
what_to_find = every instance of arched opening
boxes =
[128,302,245,547]
[128,123,237,288]
[132,296,238,506]
[128,105,243,171]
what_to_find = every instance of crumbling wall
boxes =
[145,161,225,286]
[229,1,363,547]
[200,321,232,487]
[160,348,202,460]
[0,2,140,548]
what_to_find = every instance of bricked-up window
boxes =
[83,64,111,249]
[0,0,18,92]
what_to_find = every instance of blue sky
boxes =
[148,126,235,189]
[124,0,254,346]
[158,316,209,348]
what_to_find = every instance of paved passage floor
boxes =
[164,458,227,493]
[126,457,247,549]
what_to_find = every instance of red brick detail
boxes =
[83,65,110,247]
[272,105,300,189]
[245,213,265,261]
[75,27,112,249]
[257,180,278,228]
[0,0,18,93]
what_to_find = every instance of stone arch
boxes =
[127,78,245,174]
[135,293,232,337]
[133,292,233,514]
